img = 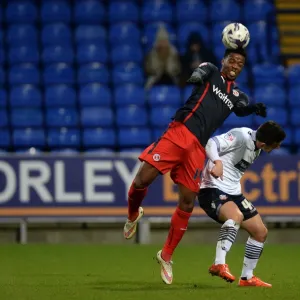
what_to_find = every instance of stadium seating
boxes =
[0,0,295,153]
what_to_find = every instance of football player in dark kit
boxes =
[123,47,267,284]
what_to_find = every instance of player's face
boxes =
[221,53,245,80]
[261,142,281,153]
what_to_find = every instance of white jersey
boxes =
[200,127,261,195]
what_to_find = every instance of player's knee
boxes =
[178,196,195,212]
[233,211,244,224]
[133,163,159,188]
[252,225,268,243]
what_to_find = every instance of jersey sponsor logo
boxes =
[234,159,251,172]
[153,154,160,161]
[233,90,239,97]
[212,85,234,110]
[224,132,235,141]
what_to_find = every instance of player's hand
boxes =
[254,103,267,117]
[210,160,223,180]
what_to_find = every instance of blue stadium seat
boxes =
[0,130,11,149]
[291,109,300,126]
[0,89,7,108]
[81,107,114,127]
[212,22,231,46]
[281,128,292,146]
[75,25,106,44]
[142,1,173,23]
[114,84,145,106]
[224,114,253,127]
[269,148,291,156]
[149,86,181,106]
[77,44,108,64]
[116,106,148,127]
[289,85,300,107]
[109,23,140,45]
[0,110,8,128]
[48,128,80,148]
[294,129,300,146]
[50,148,79,154]
[78,63,109,84]
[11,108,43,127]
[244,0,273,22]
[7,24,37,46]
[252,63,285,86]
[119,148,144,154]
[85,148,115,154]
[0,47,4,64]
[46,108,79,127]
[143,23,176,50]
[152,128,165,140]
[109,1,139,23]
[10,85,42,107]
[235,68,249,85]
[6,1,37,23]
[9,46,39,64]
[254,107,288,126]
[79,84,112,107]
[150,106,177,127]
[210,0,241,22]
[43,63,74,84]
[111,44,143,64]
[183,85,194,102]
[177,23,210,48]
[45,85,76,107]
[74,0,105,24]
[9,64,39,85]
[176,0,207,22]
[248,22,267,45]
[0,67,4,85]
[41,1,71,23]
[112,63,143,85]
[254,85,286,107]
[42,23,72,46]
[0,29,3,45]
[13,129,45,148]
[83,128,116,148]
[42,45,74,64]
[119,128,151,147]
[213,44,226,63]
[288,64,300,85]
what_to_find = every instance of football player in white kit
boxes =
[198,121,286,287]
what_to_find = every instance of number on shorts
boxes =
[241,199,253,210]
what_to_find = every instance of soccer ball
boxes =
[222,23,250,49]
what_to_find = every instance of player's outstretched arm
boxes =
[186,62,218,85]
[205,138,224,180]
[233,91,267,117]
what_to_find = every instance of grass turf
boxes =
[0,244,299,300]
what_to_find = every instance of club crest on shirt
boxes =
[153,153,160,161]
[219,194,228,201]
[224,132,235,141]
[233,90,239,97]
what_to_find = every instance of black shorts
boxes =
[198,188,258,224]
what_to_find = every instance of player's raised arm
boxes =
[186,62,218,85]
[233,91,267,117]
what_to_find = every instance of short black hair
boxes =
[256,121,286,145]
[224,48,247,60]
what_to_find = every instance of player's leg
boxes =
[123,161,160,239]
[209,200,243,282]
[157,183,197,284]
[124,129,183,239]
[157,137,205,284]
[238,213,271,287]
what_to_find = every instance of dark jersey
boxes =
[173,62,251,147]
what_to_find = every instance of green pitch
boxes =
[1,244,299,300]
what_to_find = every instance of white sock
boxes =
[215,219,240,265]
[241,237,264,279]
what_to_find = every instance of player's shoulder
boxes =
[225,127,250,143]
[198,62,219,72]
[233,86,250,105]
